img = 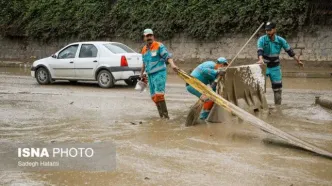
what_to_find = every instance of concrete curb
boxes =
[167,67,332,78]
[283,72,332,78]
[1,61,332,78]
[0,61,32,68]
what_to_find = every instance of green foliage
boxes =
[0,0,310,41]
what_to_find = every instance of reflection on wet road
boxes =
[1,67,332,186]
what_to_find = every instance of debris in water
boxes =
[144,177,150,180]
[130,122,137,125]
[315,96,332,110]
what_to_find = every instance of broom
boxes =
[185,22,265,126]
[185,99,204,126]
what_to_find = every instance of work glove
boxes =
[200,95,209,102]
[217,69,226,76]
[139,73,146,80]
[211,82,217,89]
[139,74,147,83]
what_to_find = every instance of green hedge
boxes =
[0,0,309,41]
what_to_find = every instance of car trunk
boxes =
[102,43,142,68]
[122,53,142,68]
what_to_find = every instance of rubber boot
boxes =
[159,100,169,119]
[156,103,163,118]
[274,90,282,105]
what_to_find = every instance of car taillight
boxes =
[121,56,128,67]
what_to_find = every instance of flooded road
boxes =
[0,67,332,186]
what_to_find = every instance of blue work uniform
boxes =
[141,41,171,102]
[186,61,219,119]
[257,35,295,91]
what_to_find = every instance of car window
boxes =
[103,43,135,54]
[58,45,79,59]
[79,44,98,58]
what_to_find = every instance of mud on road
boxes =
[0,68,332,186]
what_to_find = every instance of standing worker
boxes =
[186,57,227,120]
[257,22,304,105]
[140,28,179,119]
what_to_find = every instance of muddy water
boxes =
[0,67,332,186]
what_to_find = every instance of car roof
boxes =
[70,41,123,45]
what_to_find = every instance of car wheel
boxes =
[97,70,115,88]
[124,79,138,86]
[69,80,78,84]
[36,67,51,85]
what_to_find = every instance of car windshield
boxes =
[103,43,135,54]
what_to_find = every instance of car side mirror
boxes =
[51,54,57,58]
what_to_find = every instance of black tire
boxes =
[69,80,78,84]
[124,79,138,86]
[97,70,115,88]
[36,67,51,85]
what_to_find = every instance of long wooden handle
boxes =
[225,22,265,70]
[215,22,264,92]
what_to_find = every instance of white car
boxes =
[31,41,142,88]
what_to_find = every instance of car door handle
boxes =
[93,60,98,63]
[69,61,74,63]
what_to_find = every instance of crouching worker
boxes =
[186,57,228,120]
